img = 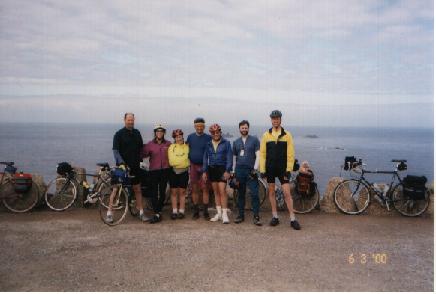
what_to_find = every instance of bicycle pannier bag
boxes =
[13,173,33,193]
[111,168,129,185]
[344,156,356,171]
[57,162,73,176]
[403,175,427,200]
[296,171,315,197]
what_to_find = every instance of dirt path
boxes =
[0,208,433,291]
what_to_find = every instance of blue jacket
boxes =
[203,139,233,172]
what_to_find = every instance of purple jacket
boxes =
[142,139,171,171]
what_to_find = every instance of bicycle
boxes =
[0,161,41,213]
[333,157,430,217]
[45,162,112,211]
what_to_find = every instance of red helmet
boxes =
[209,123,222,134]
[172,129,184,138]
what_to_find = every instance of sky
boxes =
[0,0,433,127]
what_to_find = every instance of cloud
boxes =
[0,0,433,126]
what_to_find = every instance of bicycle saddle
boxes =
[391,159,407,163]
[96,162,110,168]
[0,161,14,166]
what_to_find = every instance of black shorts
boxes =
[266,170,290,185]
[169,170,189,189]
[208,165,227,183]
[129,166,145,185]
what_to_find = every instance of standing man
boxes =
[232,120,262,226]
[186,118,211,219]
[260,110,301,230]
[110,112,148,222]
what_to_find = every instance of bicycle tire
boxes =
[231,178,267,212]
[293,184,320,214]
[99,186,129,226]
[45,177,77,211]
[391,183,430,217]
[1,178,40,213]
[333,179,370,215]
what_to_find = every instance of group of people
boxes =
[107,110,301,230]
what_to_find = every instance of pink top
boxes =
[142,139,171,171]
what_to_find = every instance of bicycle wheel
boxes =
[391,183,430,217]
[333,179,370,215]
[1,179,40,213]
[293,184,320,214]
[99,185,129,226]
[45,177,77,211]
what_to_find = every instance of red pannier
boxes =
[13,173,33,193]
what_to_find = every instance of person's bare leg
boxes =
[133,184,143,211]
[191,183,199,205]
[282,183,295,218]
[210,182,222,221]
[268,183,277,215]
[108,186,118,212]
[178,188,186,212]
[218,182,228,209]
[171,188,177,211]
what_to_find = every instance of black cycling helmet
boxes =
[194,117,205,124]
[270,110,282,118]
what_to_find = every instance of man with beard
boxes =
[232,120,262,226]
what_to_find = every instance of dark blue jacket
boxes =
[202,139,233,172]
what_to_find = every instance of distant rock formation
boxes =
[304,134,319,139]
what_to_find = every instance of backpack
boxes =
[57,162,73,176]
[296,171,316,197]
[343,156,357,171]
[13,173,33,193]
[403,175,427,200]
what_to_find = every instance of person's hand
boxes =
[119,163,127,171]
[223,171,230,181]
[202,173,208,182]
[250,169,258,179]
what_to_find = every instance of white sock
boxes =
[216,206,222,215]
[179,209,185,214]
[139,209,144,216]
[107,211,113,216]
[272,212,278,218]
[173,208,178,214]
[290,214,296,222]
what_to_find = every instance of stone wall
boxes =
[320,177,434,217]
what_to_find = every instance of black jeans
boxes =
[149,168,170,214]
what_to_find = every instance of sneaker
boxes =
[222,210,230,224]
[139,213,150,222]
[105,214,113,224]
[149,214,161,224]
[192,205,200,220]
[171,213,178,220]
[253,216,262,226]
[234,215,244,224]
[290,220,301,230]
[210,213,222,222]
[178,212,185,219]
[269,217,279,226]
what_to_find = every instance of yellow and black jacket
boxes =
[259,127,295,174]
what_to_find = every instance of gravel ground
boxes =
[0,208,433,291]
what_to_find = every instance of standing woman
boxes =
[202,124,233,224]
[168,129,190,220]
[142,124,171,223]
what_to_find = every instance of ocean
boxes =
[0,122,433,195]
